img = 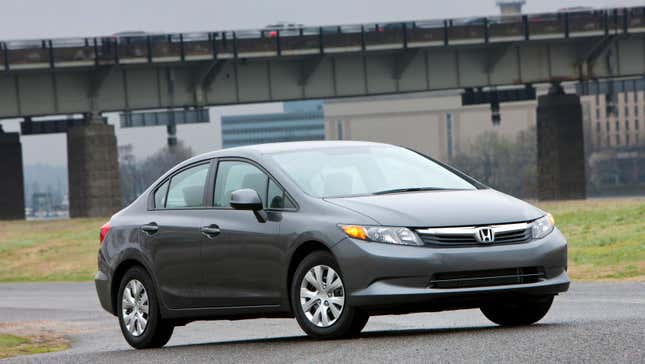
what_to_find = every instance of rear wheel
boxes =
[291,251,369,339]
[117,266,174,349]
[481,296,554,327]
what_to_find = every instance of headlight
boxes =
[339,225,423,246]
[531,214,555,239]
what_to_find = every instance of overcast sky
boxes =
[1,0,642,166]
[1,0,642,40]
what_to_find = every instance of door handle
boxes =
[201,225,221,238]
[141,222,159,234]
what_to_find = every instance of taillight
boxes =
[99,222,111,245]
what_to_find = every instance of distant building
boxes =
[324,92,536,162]
[497,0,526,16]
[31,192,54,217]
[583,90,643,151]
[581,89,645,194]
[324,88,645,196]
[221,100,324,148]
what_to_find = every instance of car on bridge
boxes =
[265,21,304,37]
[95,141,569,349]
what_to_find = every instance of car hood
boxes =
[325,189,543,227]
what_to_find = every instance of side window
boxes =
[165,163,210,208]
[213,161,268,208]
[154,180,169,208]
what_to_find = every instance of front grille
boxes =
[416,222,532,248]
[430,267,545,289]
[494,228,532,244]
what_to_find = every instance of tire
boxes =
[117,266,174,349]
[481,296,554,327]
[291,251,369,339]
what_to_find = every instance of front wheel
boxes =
[481,296,554,327]
[291,251,369,339]
[117,266,174,349]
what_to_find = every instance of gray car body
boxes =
[95,141,569,322]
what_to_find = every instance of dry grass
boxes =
[536,197,645,281]
[0,198,642,282]
[0,332,68,360]
[0,218,105,282]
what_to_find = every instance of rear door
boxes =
[141,161,213,309]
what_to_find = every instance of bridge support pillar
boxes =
[0,130,25,220]
[67,119,122,218]
[536,85,586,200]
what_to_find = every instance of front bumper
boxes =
[332,227,569,312]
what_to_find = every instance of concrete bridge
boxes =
[1,7,644,219]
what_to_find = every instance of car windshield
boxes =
[269,145,477,198]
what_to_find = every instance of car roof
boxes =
[193,140,391,160]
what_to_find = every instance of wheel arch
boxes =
[285,240,334,312]
[110,254,158,316]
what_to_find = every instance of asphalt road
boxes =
[0,282,643,363]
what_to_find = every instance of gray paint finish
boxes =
[325,189,542,227]
[96,141,569,331]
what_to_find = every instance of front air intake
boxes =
[430,267,545,289]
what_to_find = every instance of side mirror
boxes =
[230,189,263,211]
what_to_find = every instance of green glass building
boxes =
[221,101,324,148]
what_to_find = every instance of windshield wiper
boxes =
[372,187,452,195]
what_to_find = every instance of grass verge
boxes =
[536,198,644,281]
[0,218,105,282]
[0,333,68,360]
[0,198,642,282]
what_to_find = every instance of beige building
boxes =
[324,91,645,157]
[324,92,536,162]
[586,91,644,150]
[323,89,645,194]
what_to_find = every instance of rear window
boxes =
[164,163,210,208]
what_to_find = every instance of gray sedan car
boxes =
[95,141,569,349]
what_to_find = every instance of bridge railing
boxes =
[51,38,94,67]
[281,27,321,55]
[182,33,213,61]
[568,10,606,37]
[150,35,183,62]
[626,6,645,32]
[0,6,643,71]
[407,21,445,47]
[4,39,50,69]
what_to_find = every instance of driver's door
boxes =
[196,159,285,308]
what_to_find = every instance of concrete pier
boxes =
[0,131,25,220]
[536,86,587,200]
[67,120,121,218]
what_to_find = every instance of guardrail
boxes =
[0,7,643,71]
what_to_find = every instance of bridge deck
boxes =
[1,7,644,71]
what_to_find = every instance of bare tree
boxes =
[450,128,537,198]
[140,143,194,185]
[119,142,195,204]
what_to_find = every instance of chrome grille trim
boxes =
[416,222,532,247]
[416,222,530,236]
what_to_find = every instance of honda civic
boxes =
[95,141,569,348]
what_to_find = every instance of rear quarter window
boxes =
[154,180,169,208]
